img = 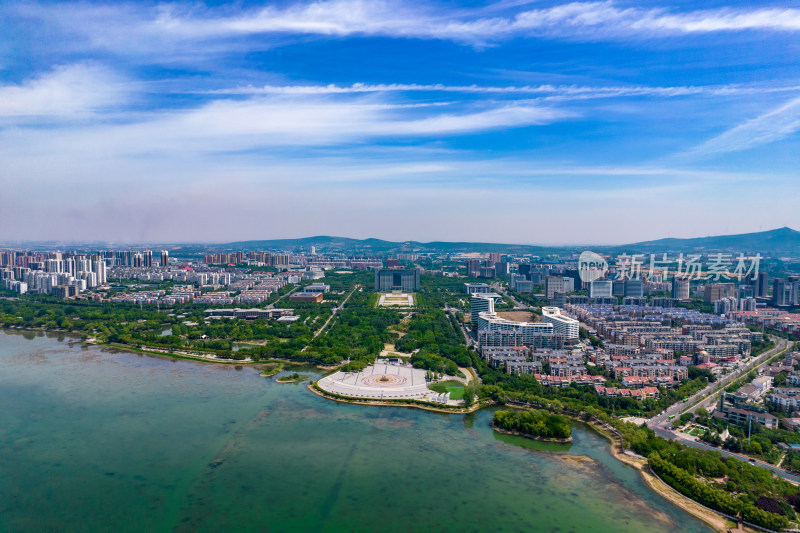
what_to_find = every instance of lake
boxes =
[0,329,711,532]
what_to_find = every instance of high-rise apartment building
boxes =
[466,259,481,277]
[546,275,565,299]
[590,280,613,298]
[672,277,690,300]
[161,250,169,267]
[479,266,496,279]
[470,293,498,326]
[755,272,769,298]
[624,279,644,298]
[704,283,736,303]
[773,278,800,307]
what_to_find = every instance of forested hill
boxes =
[625,227,800,254]
[219,236,563,255]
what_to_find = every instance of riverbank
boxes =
[584,419,738,533]
[491,424,572,443]
[308,382,486,414]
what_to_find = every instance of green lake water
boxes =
[0,330,711,532]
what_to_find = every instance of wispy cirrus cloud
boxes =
[206,81,800,100]
[154,1,800,42]
[10,0,800,55]
[688,96,800,156]
[0,93,571,154]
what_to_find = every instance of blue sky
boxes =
[1,0,799,244]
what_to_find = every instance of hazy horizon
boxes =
[0,225,796,249]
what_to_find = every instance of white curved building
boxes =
[477,311,554,344]
[542,306,580,340]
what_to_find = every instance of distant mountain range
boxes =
[221,236,563,255]
[625,227,800,254]
[219,227,800,255]
[5,227,799,255]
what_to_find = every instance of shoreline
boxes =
[0,324,750,530]
[491,424,572,443]
[582,419,736,533]
[1,324,327,368]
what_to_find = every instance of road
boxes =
[300,285,359,352]
[648,336,790,428]
[267,284,299,308]
[490,282,534,311]
[445,304,475,348]
[645,335,796,481]
[651,425,800,483]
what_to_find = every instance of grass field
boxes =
[428,380,465,400]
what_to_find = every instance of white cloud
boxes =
[11,0,800,56]
[152,1,800,43]
[0,64,128,120]
[689,96,800,155]
[206,81,800,100]
[0,95,571,155]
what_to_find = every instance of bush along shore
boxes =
[492,409,572,442]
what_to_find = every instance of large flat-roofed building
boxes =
[374,269,420,292]
[590,280,613,298]
[205,308,294,320]
[477,311,554,345]
[464,282,492,294]
[541,306,580,340]
[289,292,324,302]
[303,283,330,293]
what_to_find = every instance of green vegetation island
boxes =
[276,372,310,383]
[493,409,572,442]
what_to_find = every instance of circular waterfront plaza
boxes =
[317,364,433,400]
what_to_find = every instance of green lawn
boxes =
[428,380,465,401]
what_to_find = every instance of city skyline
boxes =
[2,0,800,243]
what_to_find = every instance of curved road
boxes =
[648,336,789,428]
[646,336,796,481]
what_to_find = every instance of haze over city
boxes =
[2,0,799,242]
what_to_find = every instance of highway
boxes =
[650,425,800,482]
[645,335,796,481]
[490,282,533,311]
[647,336,789,428]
